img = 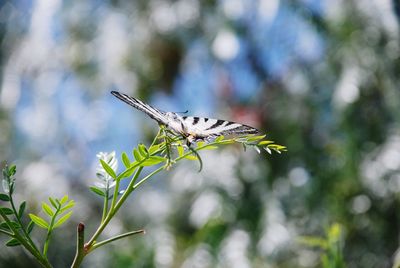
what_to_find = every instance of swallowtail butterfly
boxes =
[111,91,259,143]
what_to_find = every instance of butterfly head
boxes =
[165,111,179,120]
[164,112,186,133]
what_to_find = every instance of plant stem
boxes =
[9,194,40,253]
[0,228,13,236]
[132,141,219,190]
[132,165,165,190]
[74,129,220,264]
[43,206,59,257]
[101,187,109,223]
[84,130,165,250]
[91,229,145,251]
[71,223,85,268]
[0,209,52,268]
[110,179,120,210]
[85,167,144,250]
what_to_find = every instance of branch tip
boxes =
[78,222,85,232]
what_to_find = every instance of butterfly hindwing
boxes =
[111,91,260,139]
[182,116,259,137]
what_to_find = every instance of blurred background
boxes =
[1,0,400,267]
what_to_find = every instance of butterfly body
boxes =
[111,91,259,142]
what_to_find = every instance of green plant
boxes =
[298,223,345,268]
[0,164,73,268]
[1,126,285,267]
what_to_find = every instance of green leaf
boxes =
[148,144,161,154]
[328,223,342,243]
[9,165,16,176]
[122,152,130,168]
[219,140,234,145]
[268,144,287,152]
[0,221,20,230]
[197,141,205,147]
[18,201,26,218]
[297,236,328,249]
[54,211,73,228]
[27,221,35,234]
[117,163,139,179]
[243,134,266,142]
[100,159,117,179]
[258,140,274,146]
[29,214,49,229]
[177,145,184,157]
[0,207,13,215]
[6,238,21,247]
[90,186,105,197]
[0,194,10,201]
[141,156,166,166]
[48,197,57,209]
[133,149,143,162]
[185,154,198,160]
[138,144,149,157]
[42,202,54,217]
[0,222,11,230]
[60,195,68,205]
[215,135,225,142]
[199,145,218,151]
[59,200,75,213]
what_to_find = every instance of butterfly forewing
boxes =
[111,91,260,140]
[111,91,169,125]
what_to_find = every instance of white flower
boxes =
[95,151,118,190]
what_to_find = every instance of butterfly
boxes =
[111,91,259,143]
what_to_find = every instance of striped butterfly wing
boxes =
[182,116,260,138]
[111,91,169,125]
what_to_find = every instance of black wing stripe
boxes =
[225,121,236,126]
[192,117,199,125]
[222,125,259,135]
[205,119,225,130]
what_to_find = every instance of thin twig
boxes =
[91,229,145,251]
[71,223,85,268]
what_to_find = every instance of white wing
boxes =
[182,116,259,138]
[111,91,169,125]
[111,91,260,139]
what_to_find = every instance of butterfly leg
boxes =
[186,135,196,147]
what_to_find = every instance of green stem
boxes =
[0,228,13,236]
[9,194,40,253]
[90,229,145,251]
[132,165,165,190]
[84,130,165,250]
[132,140,219,190]
[78,129,211,263]
[43,206,59,257]
[71,223,85,268]
[110,179,120,211]
[101,187,109,223]
[0,209,52,268]
[85,167,144,249]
